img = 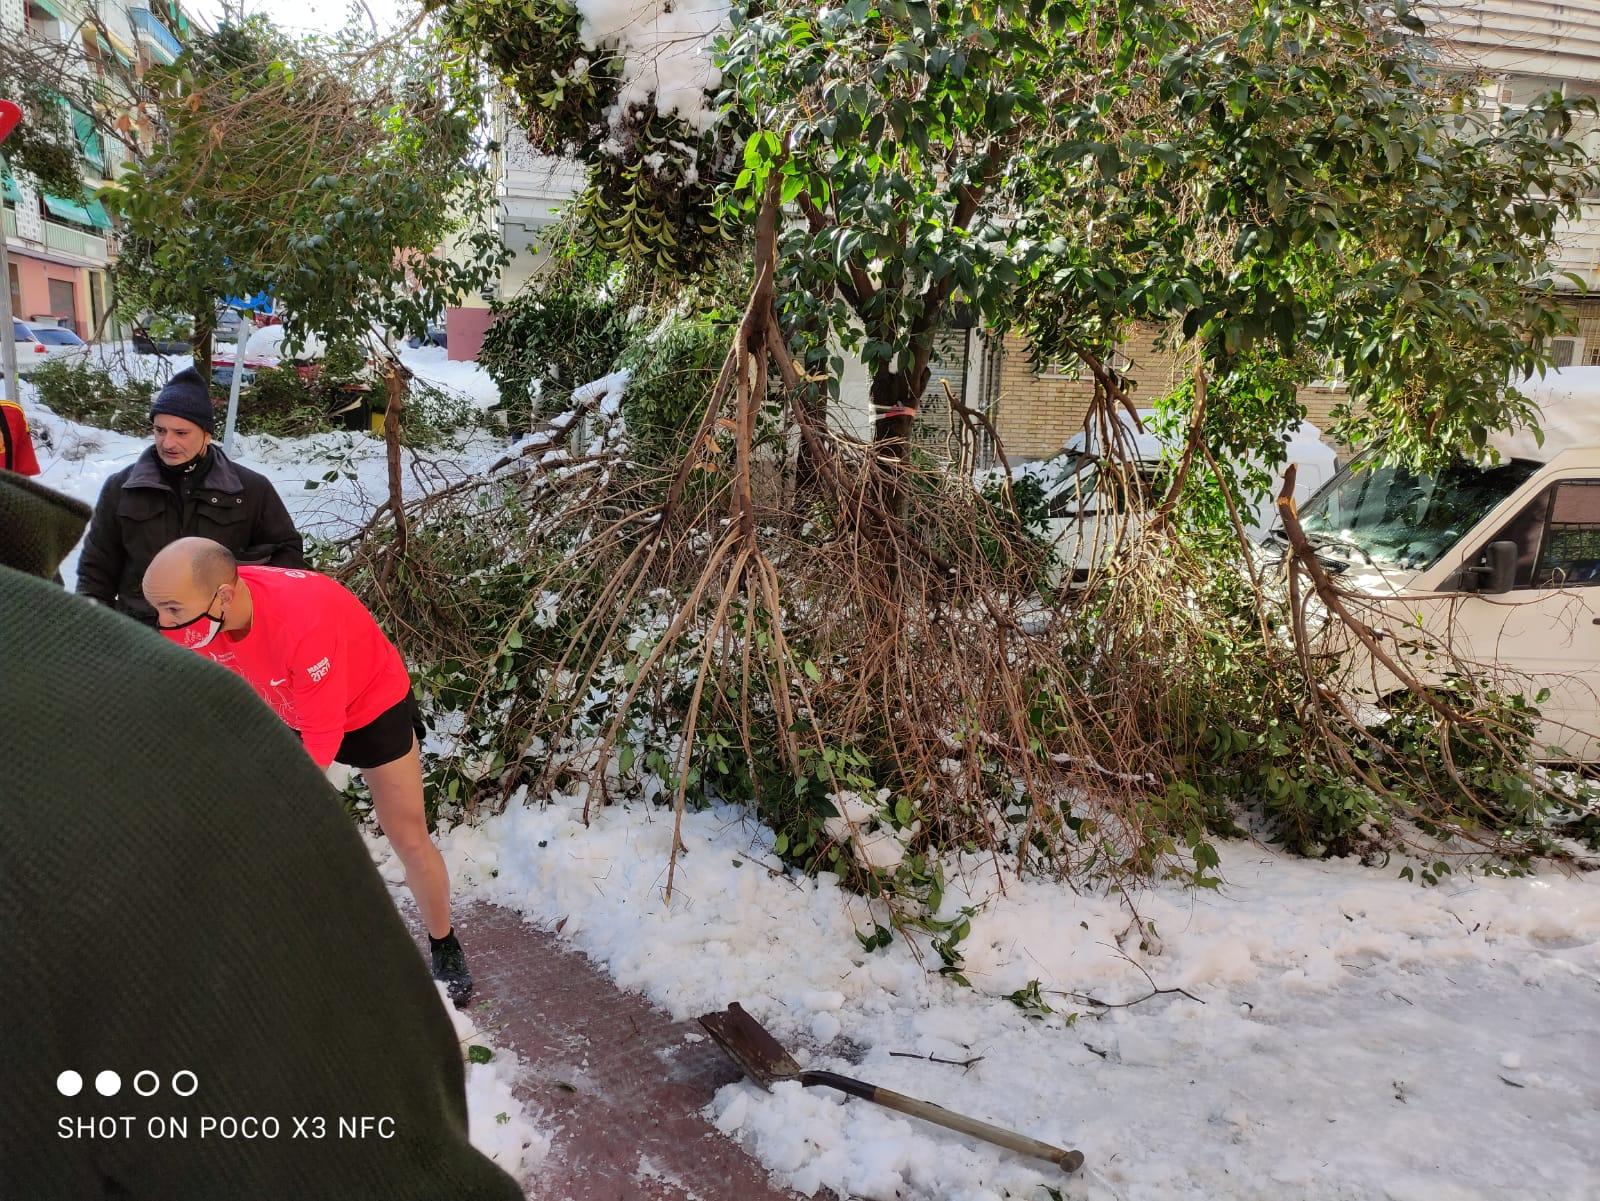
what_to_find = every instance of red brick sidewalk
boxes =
[415,902,803,1201]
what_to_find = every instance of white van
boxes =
[1292,366,1600,760]
[1030,410,1338,583]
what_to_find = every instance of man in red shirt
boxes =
[142,537,472,1003]
[2,399,41,475]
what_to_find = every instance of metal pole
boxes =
[0,222,18,404]
[221,313,252,454]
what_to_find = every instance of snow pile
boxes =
[576,0,730,133]
[436,984,551,1183]
[419,796,1600,1201]
[401,344,502,411]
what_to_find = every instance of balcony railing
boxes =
[130,7,182,62]
[42,220,108,262]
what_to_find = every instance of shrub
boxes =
[220,365,335,439]
[479,280,630,431]
[27,358,155,434]
[615,317,728,466]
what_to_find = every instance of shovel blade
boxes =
[698,1002,802,1090]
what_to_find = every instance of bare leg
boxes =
[363,738,453,939]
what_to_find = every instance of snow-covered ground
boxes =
[20,364,1600,1200]
[435,983,551,1183]
[398,797,1600,1201]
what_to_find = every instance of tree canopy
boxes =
[107,16,506,371]
[437,0,1597,467]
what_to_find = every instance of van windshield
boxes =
[1298,450,1539,570]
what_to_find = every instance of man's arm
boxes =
[72,474,126,605]
[255,481,307,568]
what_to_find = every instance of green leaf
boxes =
[467,1045,493,1064]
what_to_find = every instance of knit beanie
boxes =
[149,366,217,435]
[0,469,91,579]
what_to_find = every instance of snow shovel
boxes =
[698,1002,1084,1173]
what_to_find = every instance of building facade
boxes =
[1,0,188,340]
[445,101,583,361]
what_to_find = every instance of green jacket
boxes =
[0,473,522,1200]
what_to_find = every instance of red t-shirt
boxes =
[163,565,412,766]
[1,401,41,476]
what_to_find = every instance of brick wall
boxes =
[988,324,1189,461]
[951,294,1600,466]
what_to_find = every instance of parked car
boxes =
[212,306,244,344]
[1029,409,1338,584]
[3,319,90,376]
[406,323,447,350]
[211,324,325,389]
[1290,366,1600,760]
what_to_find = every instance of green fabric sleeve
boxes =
[0,566,524,1200]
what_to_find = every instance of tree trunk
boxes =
[191,310,215,388]
[870,367,923,520]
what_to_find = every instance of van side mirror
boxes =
[1467,540,1517,595]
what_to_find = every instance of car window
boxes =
[1535,481,1600,587]
[32,328,85,346]
[12,320,31,339]
[1483,487,1553,588]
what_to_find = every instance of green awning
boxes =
[81,190,112,229]
[42,191,95,226]
[70,106,105,173]
[30,0,66,19]
[1,158,20,206]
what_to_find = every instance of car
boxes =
[1028,409,1338,584]
[3,319,90,376]
[406,323,447,350]
[211,324,322,389]
[1289,366,1600,761]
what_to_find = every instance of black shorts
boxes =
[332,694,424,770]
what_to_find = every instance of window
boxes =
[1551,337,1585,369]
[32,327,85,346]
[1538,482,1600,586]
[1496,75,1600,200]
[1481,481,1600,588]
[1299,449,1541,570]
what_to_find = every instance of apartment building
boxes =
[445,102,583,361]
[1,0,188,339]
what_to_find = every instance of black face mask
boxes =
[160,587,226,649]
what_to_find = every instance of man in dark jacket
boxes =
[75,366,305,624]
[0,468,524,1200]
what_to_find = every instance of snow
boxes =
[405,796,1600,1201]
[575,0,730,134]
[435,984,552,1183]
[1492,366,1600,463]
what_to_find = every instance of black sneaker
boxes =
[429,928,474,1006]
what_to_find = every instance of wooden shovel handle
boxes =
[800,1070,1085,1173]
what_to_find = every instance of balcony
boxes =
[130,7,182,63]
[42,220,108,262]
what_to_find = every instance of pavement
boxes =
[413,901,805,1201]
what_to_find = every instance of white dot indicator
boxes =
[133,1070,160,1097]
[95,1070,121,1097]
[171,1070,198,1097]
[57,1070,83,1097]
